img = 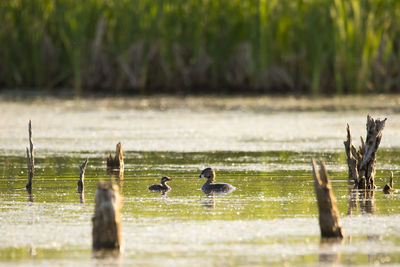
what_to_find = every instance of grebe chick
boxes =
[148,176,172,192]
[199,168,236,194]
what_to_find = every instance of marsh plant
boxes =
[0,0,399,95]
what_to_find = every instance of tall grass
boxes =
[0,0,399,95]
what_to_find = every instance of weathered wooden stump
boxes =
[26,120,34,190]
[344,115,386,189]
[77,158,89,193]
[312,158,343,239]
[383,171,394,194]
[92,180,122,251]
[107,142,124,171]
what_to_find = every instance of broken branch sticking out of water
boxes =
[78,158,89,193]
[311,158,343,239]
[344,115,386,189]
[92,180,122,251]
[384,171,394,194]
[26,120,34,191]
[107,142,124,171]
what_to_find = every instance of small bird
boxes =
[199,168,236,194]
[148,176,172,193]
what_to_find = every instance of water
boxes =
[1,97,400,266]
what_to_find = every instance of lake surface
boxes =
[1,96,400,266]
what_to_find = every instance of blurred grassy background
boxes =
[0,0,399,95]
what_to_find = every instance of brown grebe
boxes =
[199,168,236,194]
[148,176,172,193]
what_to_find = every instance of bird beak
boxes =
[198,174,204,179]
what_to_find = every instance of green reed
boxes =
[0,0,399,95]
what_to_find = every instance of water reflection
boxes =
[26,187,33,202]
[359,190,376,215]
[92,250,122,266]
[79,189,85,204]
[108,170,124,194]
[346,189,384,265]
[347,189,376,215]
[200,193,215,209]
[347,188,357,216]
[29,246,37,258]
[319,238,342,266]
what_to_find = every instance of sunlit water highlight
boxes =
[1,98,400,266]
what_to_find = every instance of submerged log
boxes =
[78,158,89,193]
[92,180,122,251]
[26,120,34,190]
[344,115,386,189]
[311,158,343,239]
[383,171,394,194]
[107,142,124,171]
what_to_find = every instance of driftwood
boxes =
[383,171,394,194]
[107,142,124,171]
[77,158,89,193]
[26,120,34,191]
[344,115,386,189]
[92,180,122,251]
[311,158,343,239]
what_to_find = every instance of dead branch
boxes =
[78,158,89,193]
[344,115,386,189]
[26,120,34,190]
[344,124,359,185]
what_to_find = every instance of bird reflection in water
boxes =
[200,192,216,208]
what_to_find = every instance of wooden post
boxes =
[26,120,34,190]
[78,158,89,193]
[92,180,122,251]
[344,115,386,189]
[312,158,343,239]
[107,142,124,171]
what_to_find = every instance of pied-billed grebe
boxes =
[148,176,172,192]
[199,168,236,194]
